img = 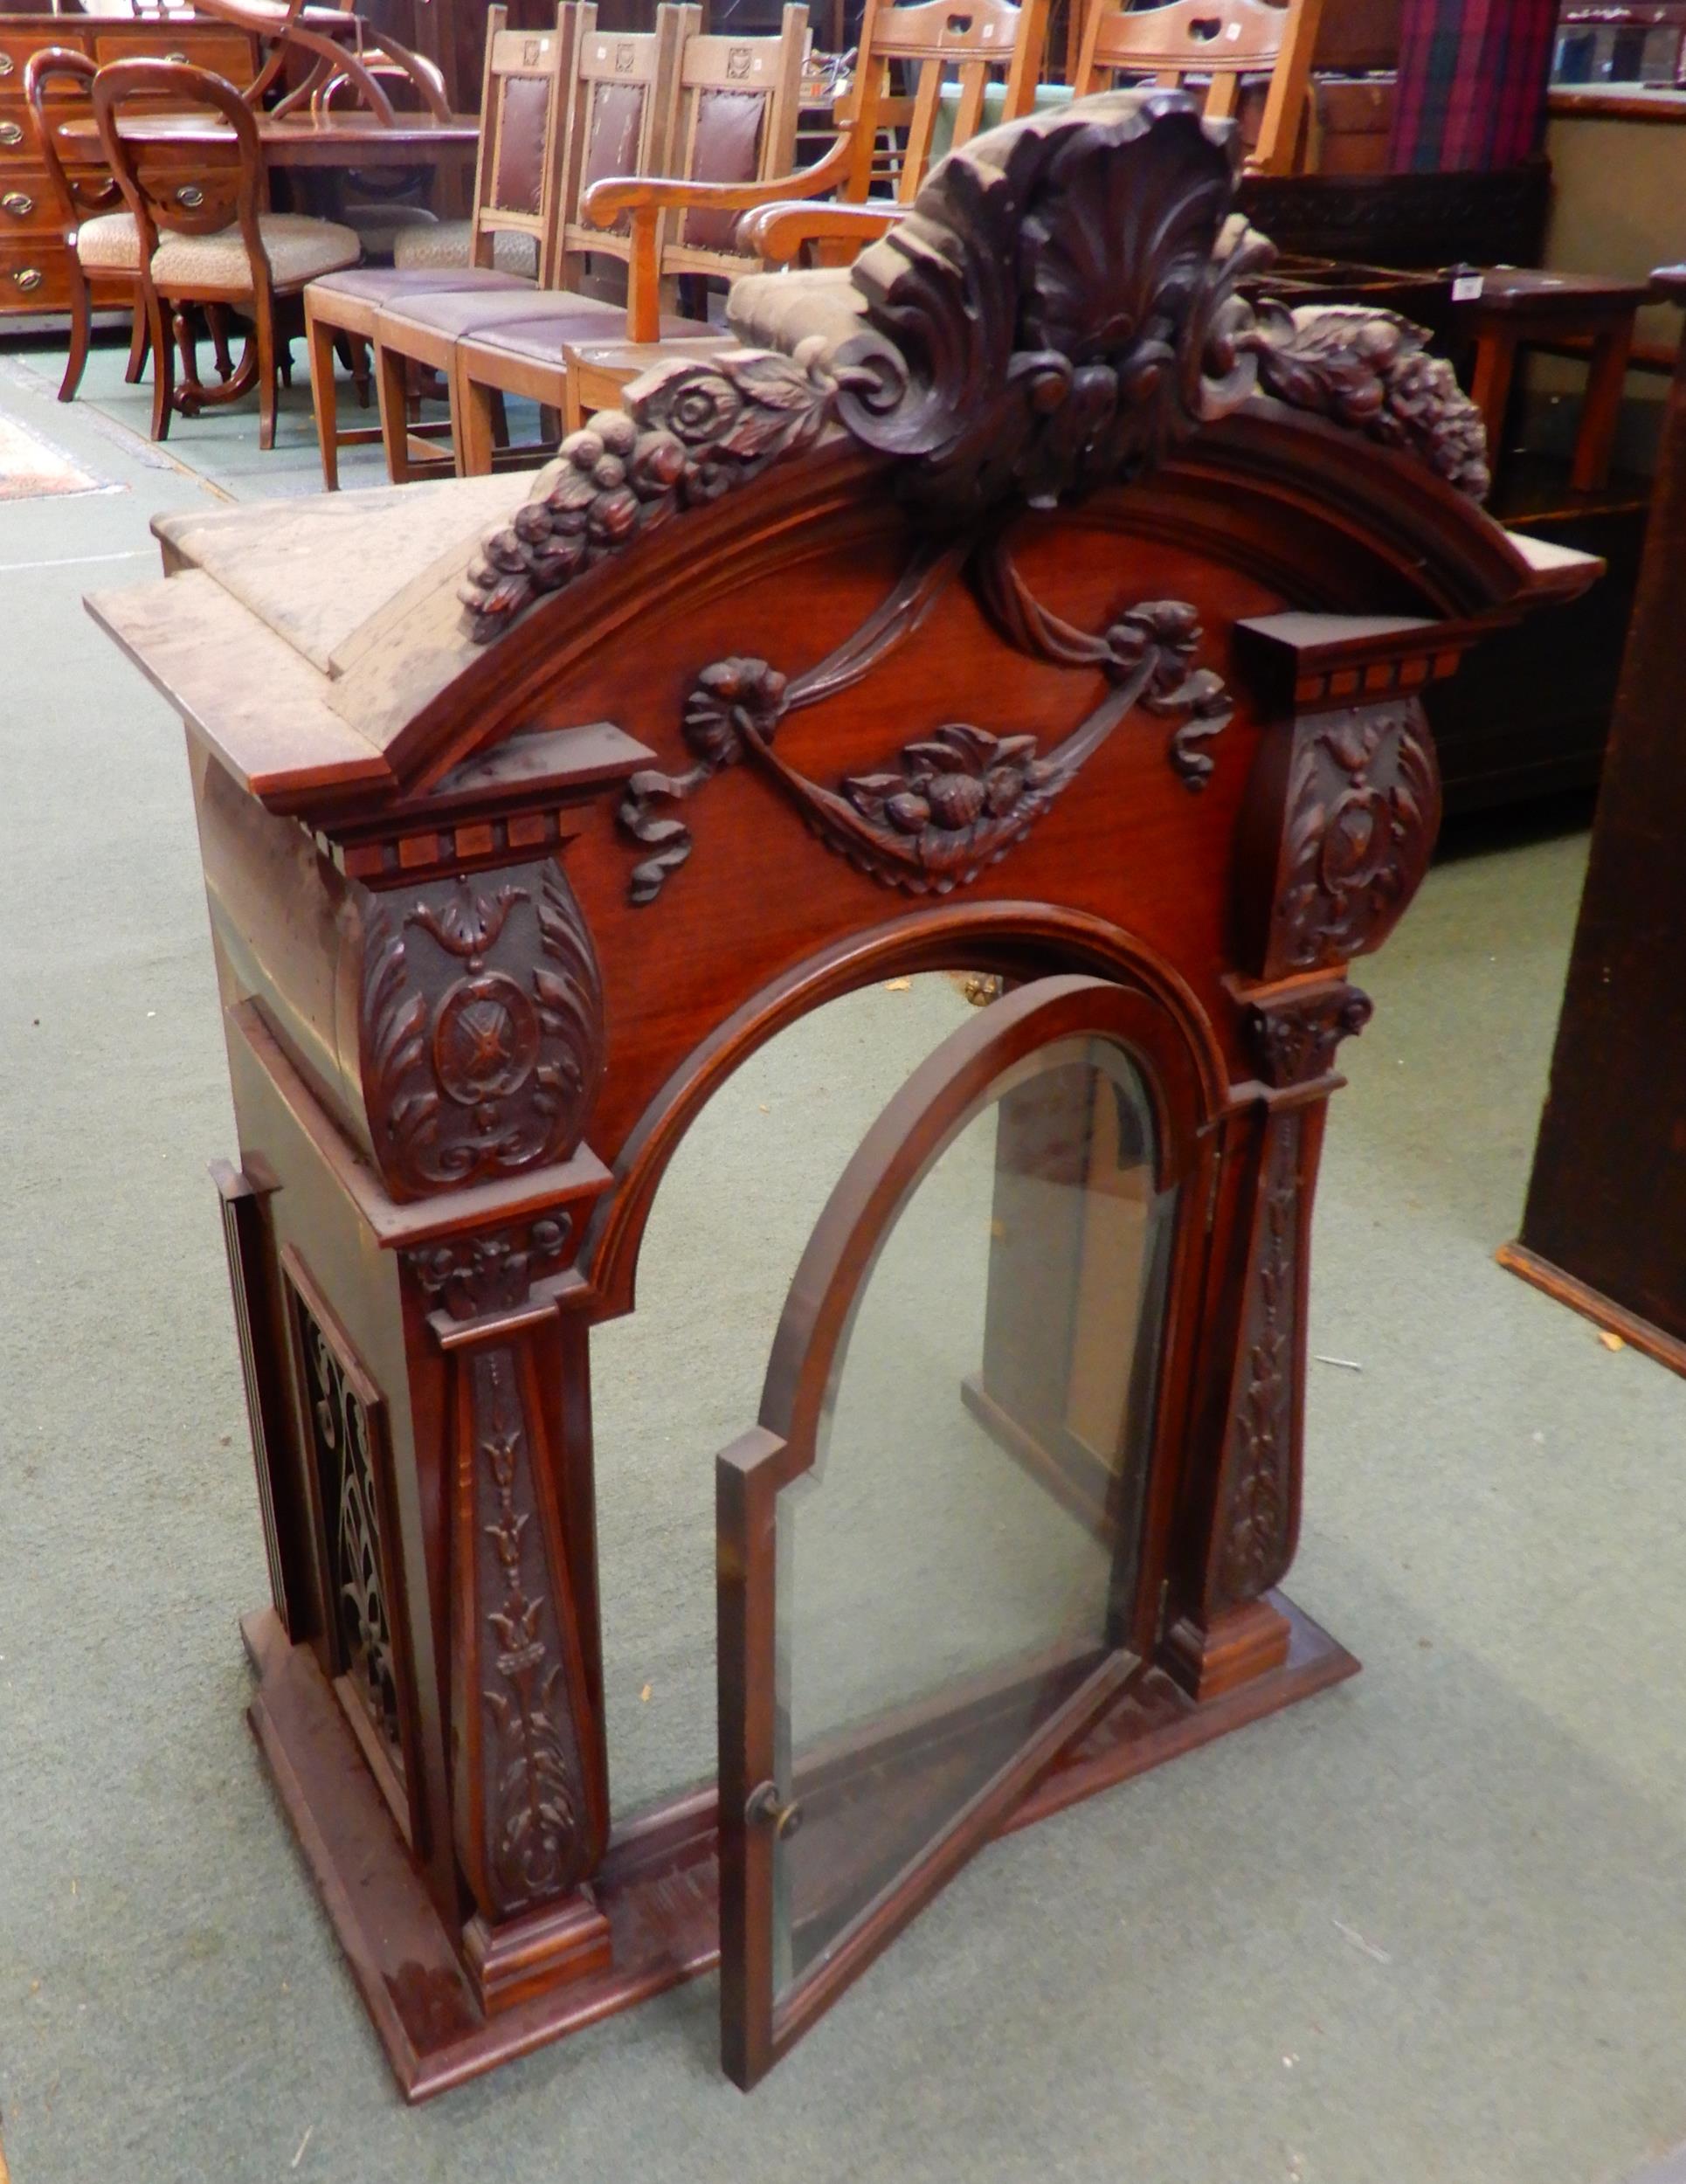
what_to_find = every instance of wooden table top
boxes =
[61,110,480,167]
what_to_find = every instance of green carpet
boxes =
[3,325,1686,2184]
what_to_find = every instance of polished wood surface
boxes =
[1503,265,1686,1374]
[89,93,1593,2100]
[61,106,480,162]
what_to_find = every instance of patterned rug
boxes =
[0,414,112,501]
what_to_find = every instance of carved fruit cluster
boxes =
[1246,304,1490,501]
[460,353,834,641]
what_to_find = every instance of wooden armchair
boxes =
[450,5,811,476]
[94,57,362,447]
[366,1,694,482]
[304,4,576,487]
[24,45,144,402]
[589,0,1049,292]
[1071,0,1326,176]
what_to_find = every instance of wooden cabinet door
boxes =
[715,973,1207,2087]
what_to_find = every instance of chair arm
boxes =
[584,127,860,342]
[736,197,907,267]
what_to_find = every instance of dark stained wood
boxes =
[1504,266,1686,1373]
[91,91,1593,2101]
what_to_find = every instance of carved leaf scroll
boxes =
[460,91,1489,645]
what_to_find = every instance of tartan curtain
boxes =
[1388,0,1558,171]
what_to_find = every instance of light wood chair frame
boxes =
[1071,0,1326,177]
[304,3,577,487]
[451,5,810,477]
[586,0,1050,309]
[370,0,689,483]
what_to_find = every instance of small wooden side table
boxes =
[1461,268,1651,494]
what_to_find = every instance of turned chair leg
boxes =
[59,260,92,404]
[207,303,236,383]
[124,293,150,385]
[172,305,206,416]
[307,301,342,490]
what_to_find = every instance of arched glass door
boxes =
[715,973,1207,2087]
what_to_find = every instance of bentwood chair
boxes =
[1071,0,1325,176]
[367,1,694,483]
[591,0,1050,295]
[450,6,809,476]
[304,4,575,487]
[24,46,145,402]
[93,58,361,447]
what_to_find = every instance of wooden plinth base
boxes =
[242,1593,1357,2103]
[1497,1241,1686,1381]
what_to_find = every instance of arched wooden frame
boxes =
[716,971,1215,2087]
[585,902,1230,1322]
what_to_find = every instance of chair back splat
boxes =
[1072,0,1325,175]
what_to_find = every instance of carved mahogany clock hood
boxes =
[91,91,1594,2101]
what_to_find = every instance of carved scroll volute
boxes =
[355,858,605,1204]
[407,1223,610,1952]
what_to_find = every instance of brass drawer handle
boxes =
[167,49,189,64]
[0,53,15,78]
[0,121,24,149]
[3,190,34,218]
[174,183,204,208]
[12,265,43,292]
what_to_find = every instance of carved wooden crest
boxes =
[461,90,1488,644]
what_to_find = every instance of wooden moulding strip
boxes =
[1496,1241,1686,1382]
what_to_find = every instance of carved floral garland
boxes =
[460,92,1490,644]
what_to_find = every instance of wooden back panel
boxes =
[24,45,124,226]
[665,6,809,273]
[1073,0,1323,172]
[561,1,690,269]
[469,4,577,283]
[844,0,1049,204]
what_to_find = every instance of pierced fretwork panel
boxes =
[283,1260,409,1801]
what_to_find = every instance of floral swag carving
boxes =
[461,90,1489,642]
[617,540,1235,902]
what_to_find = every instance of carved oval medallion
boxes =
[433,973,542,1107]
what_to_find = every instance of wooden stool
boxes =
[1460,268,1650,494]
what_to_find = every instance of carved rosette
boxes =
[1247,982,1373,1089]
[1268,702,1442,976]
[1214,1116,1303,1607]
[460,91,1488,646]
[357,859,604,1199]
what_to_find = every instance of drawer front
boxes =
[0,30,92,97]
[0,236,74,313]
[89,28,258,86]
[0,166,62,238]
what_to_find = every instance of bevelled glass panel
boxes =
[770,1034,1176,2004]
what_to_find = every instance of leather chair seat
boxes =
[377,285,625,343]
[308,262,529,308]
[465,306,714,363]
[152,213,361,294]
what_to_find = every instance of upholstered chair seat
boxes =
[151,213,361,292]
[392,219,539,278]
[75,210,141,273]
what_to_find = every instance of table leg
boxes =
[1572,314,1634,494]
[1469,325,1517,475]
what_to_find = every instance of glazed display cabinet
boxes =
[93,90,1594,2099]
